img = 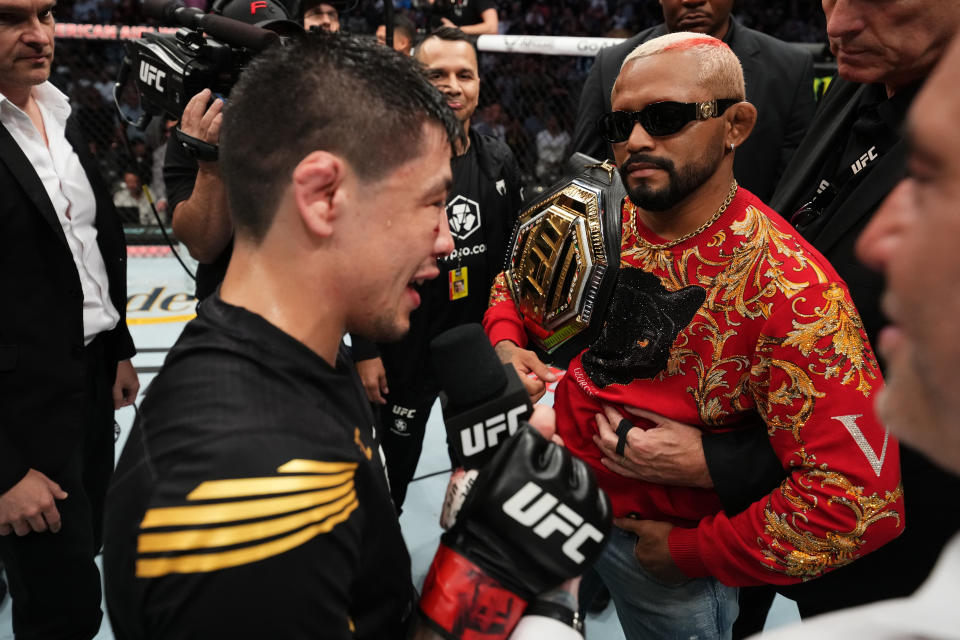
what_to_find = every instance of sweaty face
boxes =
[343,123,455,342]
[823,0,960,92]
[611,52,727,212]
[303,2,338,32]
[659,0,734,38]
[855,34,960,475]
[417,38,479,126]
[0,0,55,99]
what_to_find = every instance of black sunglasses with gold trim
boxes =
[597,99,741,143]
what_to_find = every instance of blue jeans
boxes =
[593,527,738,640]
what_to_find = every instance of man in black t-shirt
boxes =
[105,33,461,639]
[353,27,524,509]
[105,37,611,639]
[426,0,498,35]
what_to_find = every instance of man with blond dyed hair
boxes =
[486,32,903,639]
[573,0,814,202]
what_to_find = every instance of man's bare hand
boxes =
[614,517,687,584]
[113,358,140,409]
[356,357,388,405]
[593,404,712,489]
[0,470,68,536]
[180,89,223,169]
[493,340,556,402]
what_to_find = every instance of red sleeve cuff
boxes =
[487,323,526,349]
[483,302,528,349]
[668,526,711,578]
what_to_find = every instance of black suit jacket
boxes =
[770,77,905,342]
[572,18,816,202]
[0,116,135,494]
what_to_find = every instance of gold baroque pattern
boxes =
[782,284,879,397]
[746,338,826,442]
[698,205,827,321]
[759,450,903,579]
[617,198,897,579]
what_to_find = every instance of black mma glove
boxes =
[419,424,612,640]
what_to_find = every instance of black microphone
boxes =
[142,0,280,51]
[199,13,280,51]
[142,0,200,26]
[430,324,534,469]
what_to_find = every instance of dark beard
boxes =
[620,146,723,212]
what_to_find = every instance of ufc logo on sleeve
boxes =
[460,405,527,458]
[502,481,605,563]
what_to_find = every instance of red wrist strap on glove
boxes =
[419,544,527,640]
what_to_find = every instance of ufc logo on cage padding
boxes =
[502,481,605,563]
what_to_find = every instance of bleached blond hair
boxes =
[619,32,746,100]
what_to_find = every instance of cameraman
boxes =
[165,88,230,299]
[164,0,298,299]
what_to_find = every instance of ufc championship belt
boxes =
[504,153,624,367]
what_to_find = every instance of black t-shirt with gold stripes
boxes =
[103,294,416,639]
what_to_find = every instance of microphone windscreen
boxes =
[430,324,507,408]
[199,13,281,51]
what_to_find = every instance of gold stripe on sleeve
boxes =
[186,471,355,500]
[136,498,359,577]
[138,490,357,553]
[140,482,354,529]
[277,460,358,474]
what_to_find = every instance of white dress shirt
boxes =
[752,533,960,639]
[0,82,120,345]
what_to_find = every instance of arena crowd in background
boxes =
[50,0,827,217]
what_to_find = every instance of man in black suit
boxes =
[572,0,815,202]
[0,0,138,636]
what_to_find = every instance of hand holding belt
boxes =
[504,152,624,367]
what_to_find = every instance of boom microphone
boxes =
[430,324,534,469]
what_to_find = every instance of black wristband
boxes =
[175,127,219,162]
[523,600,585,634]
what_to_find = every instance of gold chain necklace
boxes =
[634,180,739,250]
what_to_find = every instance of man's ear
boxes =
[726,101,758,148]
[292,151,345,238]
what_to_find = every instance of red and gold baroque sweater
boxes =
[484,187,904,586]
